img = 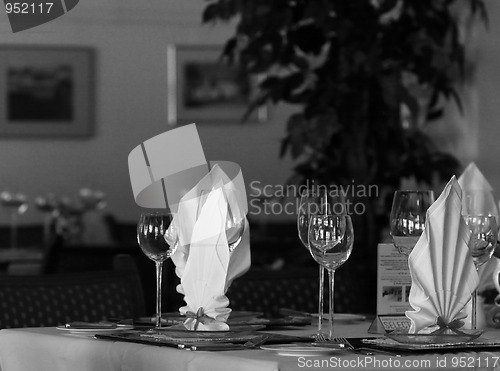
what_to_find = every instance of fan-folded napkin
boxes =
[406,177,478,333]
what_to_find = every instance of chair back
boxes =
[226,263,370,317]
[0,255,145,328]
[226,268,319,317]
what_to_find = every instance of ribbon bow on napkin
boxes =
[406,176,479,334]
[170,162,250,331]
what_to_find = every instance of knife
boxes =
[183,343,248,351]
[64,322,118,329]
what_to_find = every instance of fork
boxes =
[311,335,348,349]
[333,337,354,350]
[315,333,328,342]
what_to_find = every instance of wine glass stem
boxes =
[155,261,163,328]
[471,289,477,330]
[328,269,336,340]
[43,214,52,246]
[10,212,17,249]
[317,265,324,335]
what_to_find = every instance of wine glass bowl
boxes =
[308,215,352,270]
[465,215,498,268]
[137,213,177,261]
[197,188,244,252]
[226,217,245,252]
[137,211,177,328]
[390,190,435,256]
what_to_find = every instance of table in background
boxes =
[2,321,500,371]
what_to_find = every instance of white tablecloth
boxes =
[2,322,500,371]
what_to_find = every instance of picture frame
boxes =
[167,44,267,125]
[0,46,94,137]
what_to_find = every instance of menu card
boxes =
[373,243,412,332]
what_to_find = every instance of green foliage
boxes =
[203,0,486,190]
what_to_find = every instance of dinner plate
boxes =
[260,344,344,356]
[312,313,366,322]
[56,324,134,334]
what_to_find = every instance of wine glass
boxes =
[390,190,435,256]
[308,214,353,339]
[137,211,178,328]
[297,188,345,336]
[461,189,499,329]
[0,191,29,249]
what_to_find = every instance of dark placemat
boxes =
[95,330,313,351]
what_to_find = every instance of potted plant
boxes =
[202,0,487,310]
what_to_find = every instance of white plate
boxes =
[312,313,366,322]
[260,344,343,356]
[56,325,134,334]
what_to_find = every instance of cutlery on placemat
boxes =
[183,334,271,351]
[331,337,402,357]
[64,322,118,329]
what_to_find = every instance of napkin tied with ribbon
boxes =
[170,162,250,331]
[128,125,250,331]
[406,177,479,333]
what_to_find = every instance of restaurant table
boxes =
[2,320,500,371]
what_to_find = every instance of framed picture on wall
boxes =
[167,44,267,125]
[0,46,94,137]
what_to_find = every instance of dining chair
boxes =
[0,254,146,329]
[0,224,46,274]
[41,237,182,315]
[0,224,45,248]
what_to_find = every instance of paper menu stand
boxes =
[368,243,413,334]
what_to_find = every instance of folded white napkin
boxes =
[406,177,479,333]
[458,162,500,292]
[170,163,250,330]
